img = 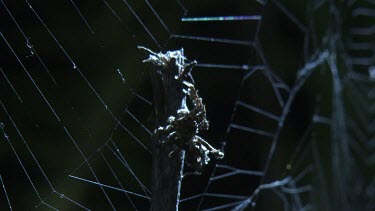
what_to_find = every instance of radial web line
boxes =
[24,0,113,108]
[1,3,153,205]
[242,66,264,81]
[189,2,269,207]
[99,151,138,209]
[264,70,286,107]
[0,33,61,121]
[171,34,255,46]
[267,69,291,90]
[1,0,57,84]
[245,51,329,207]
[181,193,247,203]
[132,91,153,105]
[70,0,94,34]
[125,79,153,105]
[0,67,23,103]
[0,107,57,210]
[64,94,153,196]
[2,0,358,210]
[181,15,261,22]
[117,121,151,152]
[270,0,307,32]
[68,175,149,199]
[285,121,315,175]
[236,101,280,121]
[61,85,153,205]
[176,0,187,15]
[0,174,13,211]
[23,0,151,151]
[63,127,117,210]
[107,140,151,195]
[196,63,254,70]
[120,0,161,48]
[143,0,170,33]
[255,41,286,108]
[126,109,153,135]
[211,165,264,181]
[229,123,274,138]
[107,141,151,195]
[0,99,89,209]
[232,177,296,210]
[102,0,123,22]
[58,130,150,207]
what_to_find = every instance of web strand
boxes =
[1,0,373,210]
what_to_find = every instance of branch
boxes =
[139,46,191,211]
[139,46,223,210]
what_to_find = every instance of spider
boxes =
[139,46,224,174]
[157,82,224,174]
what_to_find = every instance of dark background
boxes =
[0,0,356,210]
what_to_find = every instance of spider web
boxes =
[0,0,374,210]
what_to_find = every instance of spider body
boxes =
[157,83,224,174]
[140,46,224,175]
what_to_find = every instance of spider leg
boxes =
[168,149,180,158]
[176,60,197,81]
[138,46,158,56]
[166,131,178,142]
[182,170,201,178]
[196,136,224,159]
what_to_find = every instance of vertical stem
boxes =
[140,46,222,210]
[143,48,187,211]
